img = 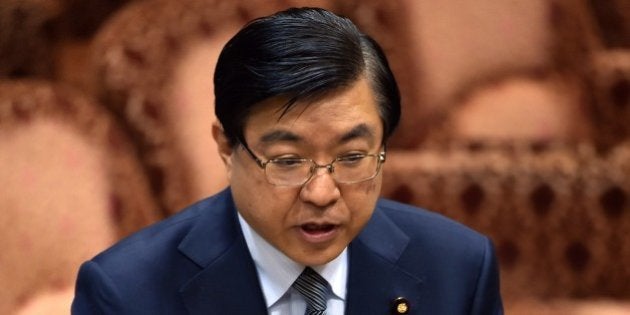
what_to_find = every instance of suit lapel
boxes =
[177,190,267,314]
[345,206,423,315]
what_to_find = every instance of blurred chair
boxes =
[0,80,158,314]
[426,72,593,146]
[381,141,630,313]
[88,0,265,216]
[378,1,629,311]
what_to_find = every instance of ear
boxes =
[212,122,233,175]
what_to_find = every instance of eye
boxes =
[269,157,307,169]
[337,153,367,165]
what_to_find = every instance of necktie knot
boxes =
[292,267,330,315]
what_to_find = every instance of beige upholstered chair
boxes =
[89,0,256,216]
[0,80,158,314]
[428,72,593,145]
[382,141,630,313]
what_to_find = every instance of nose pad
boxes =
[303,164,333,183]
[316,164,334,175]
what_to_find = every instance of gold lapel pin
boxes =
[391,297,410,314]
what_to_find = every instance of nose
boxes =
[299,166,340,208]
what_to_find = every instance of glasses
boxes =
[240,142,386,187]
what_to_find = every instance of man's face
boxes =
[217,77,384,266]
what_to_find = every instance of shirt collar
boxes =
[238,212,347,308]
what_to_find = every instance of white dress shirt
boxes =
[238,213,347,314]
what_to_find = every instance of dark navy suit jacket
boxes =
[72,188,503,314]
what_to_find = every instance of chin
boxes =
[294,248,343,267]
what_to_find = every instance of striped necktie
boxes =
[292,267,330,315]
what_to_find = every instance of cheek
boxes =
[231,163,298,228]
[345,179,381,225]
[357,174,382,199]
[230,160,265,211]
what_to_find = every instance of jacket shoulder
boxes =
[376,198,488,245]
[89,192,229,280]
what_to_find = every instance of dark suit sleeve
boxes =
[469,237,504,315]
[72,261,123,315]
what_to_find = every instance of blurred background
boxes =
[0,0,628,314]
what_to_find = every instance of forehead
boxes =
[243,78,383,146]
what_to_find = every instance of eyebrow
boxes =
[257,123,376,146]
[339,123,375,144]
[259,130,302,143]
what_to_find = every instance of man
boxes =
[72,7,503,314]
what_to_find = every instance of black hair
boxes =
[214,7,400,146]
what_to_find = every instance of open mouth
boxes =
[298,223,338,243]
[301,223,336,234]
